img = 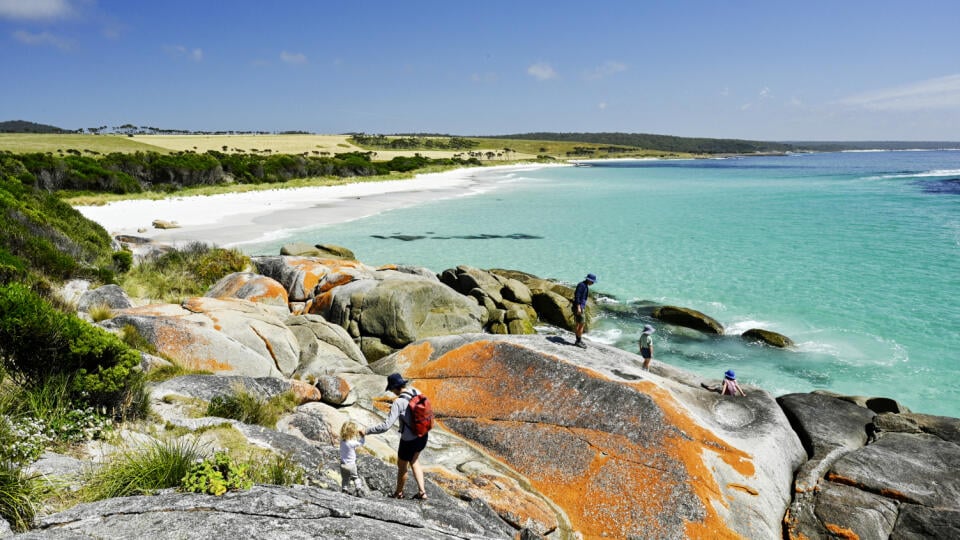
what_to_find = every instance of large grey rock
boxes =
[891,504,960,540]
[180,297,301,376]
[788,481,899,540]
[20,484,512,539]
[370,333,803,539]
[78,284,133,312]
[741,328,793,348]
[777,392,875,459]
[530,289,574,330]
[286,314,369,377]
[320,275,483,348]
[652,305,724,334]
[873,411,960,444]
[205,272,289,308]
[100,310,283,378]
[829,432,960,508]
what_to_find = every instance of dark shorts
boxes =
[573,308,585,323]
[640,347,652,359]
[397,434,428,462]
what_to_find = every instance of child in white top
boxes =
[339,420,366,496]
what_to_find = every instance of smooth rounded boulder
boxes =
[371,334,803,539]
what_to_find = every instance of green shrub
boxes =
[0,463,43,532]
[111,250,133,274]
[0,283,142,409]
[82,440,203,501]
[181,452,252,496]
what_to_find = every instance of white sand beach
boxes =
[75,164,558,248]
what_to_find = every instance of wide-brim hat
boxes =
[642,324,655,334]
[385,373,409,391]
[585,273,597,283]
[724,369,736,380]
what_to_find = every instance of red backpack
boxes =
[401,390,434,437]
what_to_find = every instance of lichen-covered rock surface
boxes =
[370,333,804,539]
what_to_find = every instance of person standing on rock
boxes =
[338,420,366,496]
[638,324,655,370]
[361,373,429,500]
[573,273,596,349]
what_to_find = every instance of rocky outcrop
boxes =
[205,272,289,308]
[370,334,804,539]
[741,328,794,348]
[18,485,513,539]
[652,305,724,334]
[317,271,484,352]
[280,242,356,260]
[77,284,133,312]
[779,393,960,539]
[286,314,369,377]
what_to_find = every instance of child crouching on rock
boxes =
[339,420,366,496]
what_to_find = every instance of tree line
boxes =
[480,132,797,154]
[3,150,481,195]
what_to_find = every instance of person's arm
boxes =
[365,399,404,436]
[737,382,747,396]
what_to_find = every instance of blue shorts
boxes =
[640,347,652,359]
[398,434,428,462]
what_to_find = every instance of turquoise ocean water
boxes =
[245,151,960,416]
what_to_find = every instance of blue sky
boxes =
[2,0,959,141]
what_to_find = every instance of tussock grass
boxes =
[206,386,298,428]
[80,439,203,501]
[248,452,305,486]
[87,303,114,322]
[0,463,44,532]
[118,242,249,303]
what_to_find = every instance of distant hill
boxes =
[0,120,68,133]
[482,132,796,154]
[782,141,960,151]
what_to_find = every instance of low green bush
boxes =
[0,283,142,410]
[181,452,252,496]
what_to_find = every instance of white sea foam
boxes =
[864,168,960,180]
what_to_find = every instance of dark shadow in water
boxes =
[371,233,543,241]
[915,178,960,195]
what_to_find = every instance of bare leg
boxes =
[393,459,409,497]
[643,357,651,370]
[409,451,426,496]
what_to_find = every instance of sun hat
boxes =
[642,324,655,334]
[585,273,597,283]
[724,369,736,380]
[385,373,409,391]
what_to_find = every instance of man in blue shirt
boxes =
[573,273,596,348]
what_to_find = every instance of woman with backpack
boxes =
[362,373,431,500]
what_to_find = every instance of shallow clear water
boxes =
[245,151,960,416]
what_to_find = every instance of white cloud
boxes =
[527,62,556,81]
[0,0,74,20]
[13,29,72,50]
[280,51,307,65]
[598,102,608,110]
[759,86,771,98]
[165,45,203,62]
[584,60,626,80]
[835,74,960,111]
[471,72,498,83]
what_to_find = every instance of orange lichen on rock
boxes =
[392,339,753,539]
[428,465,559,534]
[727,483,759,496]
[318,271,356,293]
[825,523,860,540]
[286,257,330,294]
[288,379,323,403]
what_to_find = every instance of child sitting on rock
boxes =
[339,420,366,496]
[700,369,747,396]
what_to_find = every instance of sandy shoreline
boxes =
[75,164,560,249]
